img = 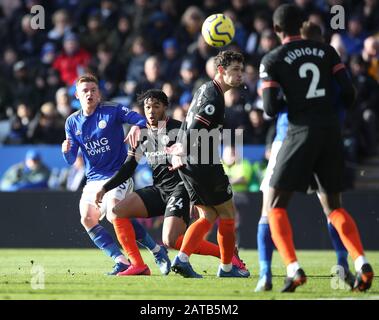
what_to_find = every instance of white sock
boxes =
[178,251,189,263]
[286,261,300,277]
[221,263,233,272]
[115,255,129,265]
[354,255,368,272]
[151,244,161,253]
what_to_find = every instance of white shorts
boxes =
[260,140,283,193]
[80,178,134,220]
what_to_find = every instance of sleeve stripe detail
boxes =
[195,115,211,125]
[333,63,346,74]
[194,116,210,126]
[261,81,280,89]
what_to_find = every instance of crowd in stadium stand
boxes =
[1,0,379,190]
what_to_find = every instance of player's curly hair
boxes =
[137,89,169,107]
[214,50,244,70]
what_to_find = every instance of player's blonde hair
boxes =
[76,74,99,87]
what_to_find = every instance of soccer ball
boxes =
[201,14,235,47]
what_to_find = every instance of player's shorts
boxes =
[80,178,134,220]
[260,140,283,193]
[135,182,190,225]
[179,164,233,206]
[270,126,345,193]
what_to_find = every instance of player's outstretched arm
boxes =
[118,104,147,148]
[102,149,139,192]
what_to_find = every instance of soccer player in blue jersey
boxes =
[255,22,355,292]
[62,74,170,275]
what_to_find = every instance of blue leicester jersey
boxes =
[63,102,146,181]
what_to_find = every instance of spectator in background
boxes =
[178,91,192,112]
[55,87,73,119]
[187,34,218,75]
[355,0,379,33]
[330,33,349,63]
[349,54,379,156]
[146,11,172,53]
[88,43,124,99]
[5,103,33,145]
[53,33,91,85]
[162,81,180,107]
[244,108,271,145]
[14,14,46,60]
[80,11,108,53]
[175,6,204,52]
[160,38,182,81]
[12,61,40,112]
[100,0,120,30]
[252,29,280,62]
[0,75,13,120]
[106,14,133,63]
[178,58,199,100]
[133,56,164,101]
[340,15,367,56]
[245,11,271,56]
[172,106,186,122]
[0,149,51,191]
[243,62,259,103]
[29,102,65,144]
[47,9,73,45]
[0,46,19,81]
[224,87,249,133]
[124,36,150,96]
[223,9,247,50]
[362,36,379,82]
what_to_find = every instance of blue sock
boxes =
[131,219,157,251]
[257,216,274,278]
[87,224,123,261]
[327,222,349,270]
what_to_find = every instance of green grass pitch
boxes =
[0,249,378,300]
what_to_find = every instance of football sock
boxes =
[217,218,235,265]
[87,224,124,261]
[175,234,221,258]
[113,217,145,266]
[268,208,297,266]
[286,261,300,278]
[257,216,274,277]
[327,222,349,270]
[220,263,233,272]
[131,219,158,251]
[329,208,364,261]
[180,217,212,257]
[354,255,368,272]
[177,251,189,263]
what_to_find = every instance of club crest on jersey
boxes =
[75,129,81,135]
[227,184,232,194]
[98,120,107,129]
[204,104,215,115]
[160,134,170,146]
